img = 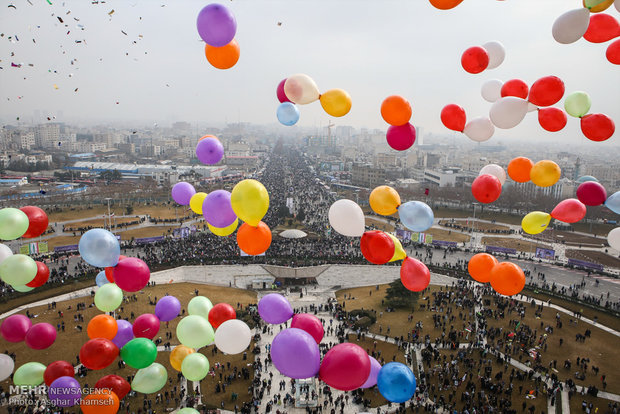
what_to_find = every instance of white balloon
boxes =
[482,41,505,70]
[463,117,495,142]
[552,8,590,44]
[527,102,538,113]
[0,354,14,381]
[328,199,365,237]
[616,0,620,13]
[283,74,320,105]
[481,79,504,103]
[0,244,13,266]
[608,228,620,251]
[479,164,507,186]
[489,97,529,129]
[214,319,251,354]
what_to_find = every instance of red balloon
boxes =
[95,374,131,400]
[25,322,56,350]
[501,79,529,99]
[132,313,160,339]
[319,343,370,391]
[584,14,620,43]
[290,314,324,344]
[528,76,565,107]
[576,181,607,206]
[461,46,489,74]
[19,206,48,238]
[44,361,75,386]
[538,107,567,132]
[104,255,127,283]
[360,231,395,265]
[0,314,31,342]
[26,261,50,288]
[580,113,615,142]
[276,78,291,103]
[607,38,620,65]
[471,174,502,204]
[400,257,430,292]
[208,303,236,330]
[386,123,416,151]
[79,338,119,370]
[551,199,587,223]
[113,257,150,292]
[440,104,466,132]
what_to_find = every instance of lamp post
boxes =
[471,202,478,249]
[104,198,112,231]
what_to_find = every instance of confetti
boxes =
[46,0,52,4]
[108,9,114,15]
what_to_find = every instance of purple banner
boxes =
[396,229,411,241]
[535,247,555,260]
[135,236,164,245]
[54,244,79,252]
[433,240,458,247]
[485,245,517,255]
[568,258,604,271]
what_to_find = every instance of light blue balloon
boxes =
[605,191,620,215]
[398,201,434,232]
[95,271,109,287]
[577,175,598,184]
[276,102,300,126]
[78,229,120,268]
[377,362,416,403]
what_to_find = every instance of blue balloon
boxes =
[577,175,598,184]
[78,229,120,268]
[398,201,434,232]
[95,271,109,287]
[277,102,300,126]
[605,191,620,215]
[377,362,416,403]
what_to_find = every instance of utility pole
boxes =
[104,198,112,231]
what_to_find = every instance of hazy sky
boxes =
[0,0,619,144]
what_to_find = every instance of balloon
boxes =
[49,376,81,407]
[271,328,320,379]
[584,0,615,12]
[121,338,157,369]
[95,375,131,400]
[170,345,195,371]
[489,97,529,129]
[276,78,291,103]
[178,409,201,414]
[208,219,238,236]
[481,79,503,103]
[440,104,466,132]
[24,322,56,350]
[13,362,46,386]
[616,0,620,13]
[399,201,434,232]
[87,314,118,340]
[19,206,48,238]
[196,3,236,47]
[12,284,33,292]
[0,354,15,381]
[189,192,208,215]
[78,229,120,268]
[501,79,529,99]
[203,190,236,228]
[79,338,119,370]
[463,117,495,142]
[479,164,506,186]
[538,107,567,132]
[199,134,219,142]
[581,113,615,142]
[429,0,463,9]
[214,319,252,354]
[360,356,382,389]
[111,319,134,349]
[230,179,269,226]
[400,257,431,292]
[276,102,300,126]
[584,13,620,43]
[132,314,160,340]
[95,283,123,312]
[360,231,395,265]
[564,91,592,118]
[461,46,489,74]
[155,296,181,322]
[171,182,196,206]
[290,314,324,344]
[258,293,293,324]
[387,234,406,263]
[551,199,587,223]
[490,262,526,296]
[552,8,590,44]
[577,175,599,183]
[605,191,620,214]
[608,228,620,251]
[521,212,551,235]
[205,38,240,70]
[319,343,371,391]
[208,303,236,330]
[95,270,109,287]
[0,254,37,286]
[188,296,214,319]
[0,243,12,265]
[386,123,416,151]
[471,174,502,204]
[26,260,50,288]
[1,314,32,342]
[369,185,400,215]
[530,160,561,187]
[43,361,74,387]
[182,352,210,381]
[113,257,150,292]
[468,253,498,283]
[381,95,412,126]
[104,255,126,283]
[237,221,272,255]
[0,208,29,240]
[320,88,352,117]
[529,76,565,107]
[328,199,365,237]
[507,157,533,183]
[607,38,620,64]
[577,181,607,206]
[81,390,120,414]
[283,74,320,105]
[131,363,167,394]
[479,42,505,71]
[196,137,224,165]
[177,315,215,349]
[377,362,417,403]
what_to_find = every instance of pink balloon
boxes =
[1,314,32,342]
[132,314,160,340]
[551,199,587,223]
[386,123,416,151]
[25,323,57,350]
[576,181,607,207]
[319,343,370,391]
[360,356,382,389]
[290,314,324,344]
[113,258,150,292]
[276,79,291,103]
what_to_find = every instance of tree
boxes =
[384,279,420,309]
[296,208,306,222]
[125,205,134,215]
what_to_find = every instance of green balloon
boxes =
[0,208,29,241]
[564,91,592,118]
[178,409,200,414]
[188,296,213,319]
[95,283,123,312]
[121,338,157,369]
[13,284,34,292]
[131,363,167,394]
[0,254,37,286]
[181,352,210,381]
[176,315,215,349]
[13,362,46,386]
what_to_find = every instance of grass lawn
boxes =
[481,237,552,252]
[426,228,471,243]
[63,217,140,231]
[117,226,179,240]
[442,219,510,232]
[565,250,620,269]
[366,218,395,232]
[45,235,81,249]
[47,206,111,222]
[569,392,619,413]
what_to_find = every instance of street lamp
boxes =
[104,198,112,231]
[471,202,479,249]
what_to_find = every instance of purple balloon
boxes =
[271,328,320,379]
[202,190,236,228]
[196,3,237,47]
[155,296,181,322]
[112,319,134,349]
[171,182,196,206]
[258,293,293,324]
[360,356,382,389]
[49,376,81,407]
[196,137,224,165]
[1,314,32,342]
[25,322,57,350]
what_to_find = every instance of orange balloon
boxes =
[199,134,219,141]
[429,0,464,10]
[237,221,272,255]
[467,253,498,283]
[87,314,118,340]
[81,390,120,414]
[507,157,534,183]
[205,39,240,70]
[380,95,412,126]
[170,345,195,371]
[490,262,526,296]
[583,0,614,12]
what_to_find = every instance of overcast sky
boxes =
[0,0,618,144]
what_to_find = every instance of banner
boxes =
[535,247,555,260]
[172,227,191,239]
[433,240,458,247]
[485,245,517,255]
[567,258,603,271]
[54,244,79,252]
[135,236,165,245]
[396,229,411,241]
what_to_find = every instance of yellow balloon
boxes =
[530,160,561,187]
[189,192,208,215]
[319,89,352,118]
[369,186,401,216]
[208,219,238,236]
[231,179,269,227]
[170,345,195,372]
[521,211,551,235]
[387,234,406,262]
[583,0,614,12]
